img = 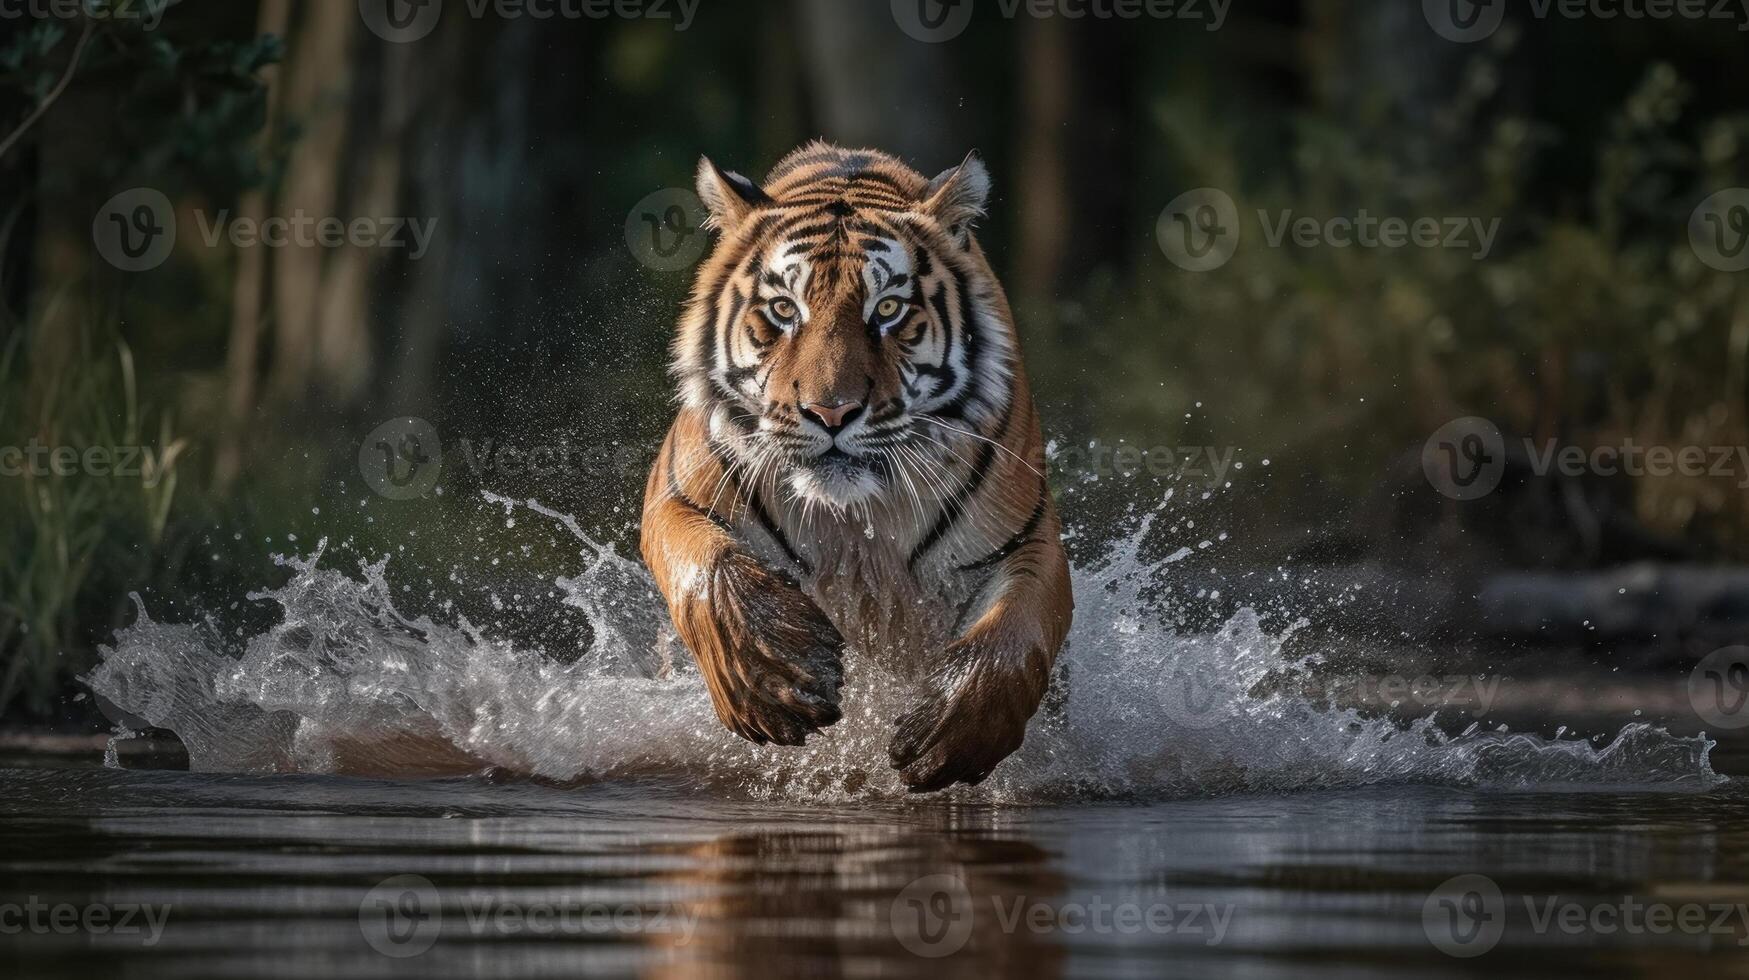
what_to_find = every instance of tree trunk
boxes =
[214,0,294,491]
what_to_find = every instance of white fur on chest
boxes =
[744,513,978,679]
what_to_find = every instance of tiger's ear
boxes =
[696,157,771,233]
[922,151,991,248]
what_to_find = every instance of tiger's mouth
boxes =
[801,445,873,477]
[788,443,884,507]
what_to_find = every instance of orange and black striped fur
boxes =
[641,142,1073,792]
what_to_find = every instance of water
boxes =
[9,492,1742,975]
[2,769,1747,977]
[80,493,1721,797]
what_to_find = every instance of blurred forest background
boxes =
[2,0,1748,724]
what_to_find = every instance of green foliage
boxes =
[1041,51,1749,557]
[0,318,187,717]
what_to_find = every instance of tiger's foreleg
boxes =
[641,421,845,746]
[888,502,1074,791]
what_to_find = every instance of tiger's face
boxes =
[675,145,1013,511]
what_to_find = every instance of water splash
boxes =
[86,493,1721,801]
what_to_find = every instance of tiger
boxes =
[641,141,1073,792]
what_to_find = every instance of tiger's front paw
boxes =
[888,639,1049,792]
[688,551,845,746]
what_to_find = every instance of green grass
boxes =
[0,314,187,716]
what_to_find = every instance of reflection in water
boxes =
[2,768,1748,978]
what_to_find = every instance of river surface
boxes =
[3,766,1748,978]
[9,495,1749,975]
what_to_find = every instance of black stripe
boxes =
[714,290,747,390]
[958,482,1048,572]
[695,298,718,375]
[928,283,954,366]
[711,442,811,577]
[909,441,997,570]
[693,215,774,385]
[935,267,985,420]
[778,218,840,242]
[665,437,736,534]
[723,364,758,390]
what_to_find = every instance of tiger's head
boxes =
[673,142,1015,512]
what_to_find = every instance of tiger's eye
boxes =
[876,297,902,320]
[770,298,798,321]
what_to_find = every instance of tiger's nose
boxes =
[800,400,864,434]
